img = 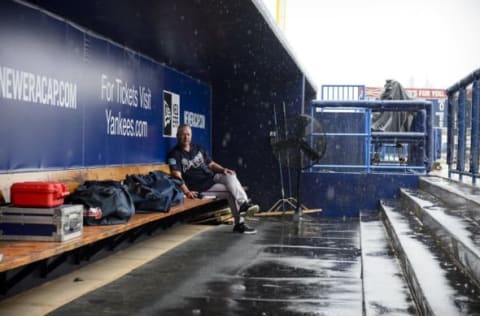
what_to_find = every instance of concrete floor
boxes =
[50,216,365,315]
[0,224,212,316]
[0,215,415,315]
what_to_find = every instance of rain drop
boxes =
[327,186,335,200]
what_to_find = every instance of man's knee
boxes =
[224,173,239,183]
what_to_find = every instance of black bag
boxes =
[124,170,184,212]
[66,180,135,225]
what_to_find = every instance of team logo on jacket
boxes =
[181,152,205,172]
[163,91,180,137]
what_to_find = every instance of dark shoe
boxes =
[239,201,260,216]
[233,222,257,234]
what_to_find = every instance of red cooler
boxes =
[10,182,69,208]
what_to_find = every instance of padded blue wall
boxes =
[301,172,419,217]
[0,1,211,171]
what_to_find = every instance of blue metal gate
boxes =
[446,68,480,183]
[310,100,434,174]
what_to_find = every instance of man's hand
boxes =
[223,168,235,175]
[185,191,198,199]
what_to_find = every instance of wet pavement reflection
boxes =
[49,216,368,315]
[47,175,480,315]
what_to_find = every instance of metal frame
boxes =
[446,68,480,184]
[321,84,366,101]
[310,100,434,174]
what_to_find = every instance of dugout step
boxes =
[360,211,416,315]
[380,199,480,315]
[400,184,480,288]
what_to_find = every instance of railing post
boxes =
[425,105,433,172]
[457,88,467,180]
[472,80,480,184]
[366,108,371,173]
[446,93,455,179]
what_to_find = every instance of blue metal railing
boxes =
[321,84,366,101]
[311,100,434,174]
[446,68,480,183]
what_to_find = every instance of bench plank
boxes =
[0,163,227,280]
[0,198,215,273]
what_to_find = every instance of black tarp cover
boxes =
[372,79,414,132]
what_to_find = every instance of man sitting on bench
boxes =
[167,124,259,234]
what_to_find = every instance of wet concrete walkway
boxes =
[47,216,412,315]
[47,217,362,315]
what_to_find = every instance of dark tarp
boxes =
[371,79,414,132]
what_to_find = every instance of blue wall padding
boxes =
[301,172,419,216]
[0,1,211,171]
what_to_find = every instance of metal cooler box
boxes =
[0,204,83,241]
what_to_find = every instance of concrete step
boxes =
[359,212,416,315]
[420,175,480,207]
[400,186,480,287]
[380,200,480,315]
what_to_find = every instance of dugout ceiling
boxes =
[23,0,315,94]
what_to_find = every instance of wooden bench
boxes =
[0,164,226,295]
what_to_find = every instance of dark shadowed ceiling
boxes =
[22,0,316,93]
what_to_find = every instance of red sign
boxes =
[405,88,447,99]
[366,87,447,100]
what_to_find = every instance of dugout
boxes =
[0,0,316,210]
